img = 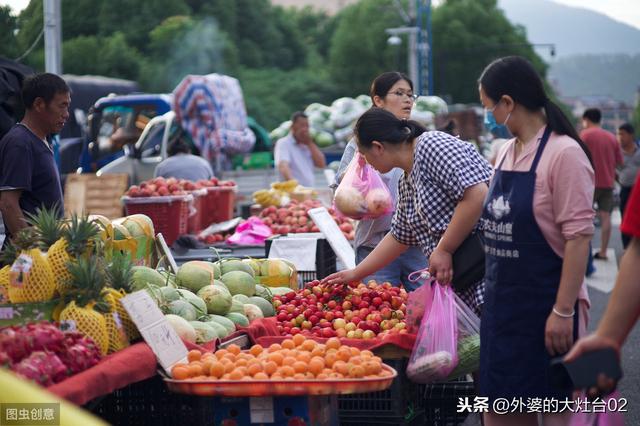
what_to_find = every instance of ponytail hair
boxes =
[479,56,592,164]
[355,107,426,149]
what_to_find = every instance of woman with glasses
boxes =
[333,72,427,291]
[326,97,492,316]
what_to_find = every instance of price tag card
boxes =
[155,233,179,274]
[308,207,356,269]
[121,290,188,374]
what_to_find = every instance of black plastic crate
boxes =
[87,374,215,426]
[265,236,337,287]
[338,358,426,425]
[422,379,476,426]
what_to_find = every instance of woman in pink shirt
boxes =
[478,56,594,426]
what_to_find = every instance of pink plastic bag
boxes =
[226,216,272,245]
[407,283,459,383]
[405,270,433,334]
[569,391,625,426]
[333,152,393,220]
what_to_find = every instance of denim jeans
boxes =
[356,245,428,292]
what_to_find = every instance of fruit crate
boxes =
[265,236,337,288]
[88,374,214,426]
[422,379,476,426]
[122,194,193,245]
[338,358,426,425]
[338,359,476,426]
[202,186,237,228]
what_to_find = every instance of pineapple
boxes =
[47,214,100,296]
[5,227,56,303]
[26,206,64,251]
[0,240,18,303]
[59,257,109,355]
[104,252,140,341]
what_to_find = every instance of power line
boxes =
[14,28,44,62]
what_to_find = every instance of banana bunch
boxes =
[271,179,299,192]
[253,189,288,207]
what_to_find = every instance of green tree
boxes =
[328,0,406,96]
[97,0,190,53]
[62,33,143,80]
[239,67,339,130]
[61,0,99,39]
[140,16,237,92]
[0,6,19,59]
[431,0,546,103]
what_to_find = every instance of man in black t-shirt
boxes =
[0,73,69,239]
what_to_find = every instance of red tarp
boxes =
[238,317,417,352]
[47,340,216,406]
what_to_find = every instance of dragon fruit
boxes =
[0,327,30,362]
[13,351,68,386]
[23,322,65,353]
[0,351,12,368]
[58,344,101,374]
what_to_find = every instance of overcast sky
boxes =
[2,0,640,30]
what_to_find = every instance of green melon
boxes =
[218,259,255,277]
[176,289,207,316]
[243,304,264,322]
[213,280,228,291]
[242,259,261,276]
[122,214,155,237]
[160,286,180,302]
[269,287,295,297]
[176,261,215,293]
[221,271,256,297]
[254,284,272,301]
[200,314,235,335]
[225,312,249,327]
[168,299,197,321]
[189,321,218,343]
[205,320,229,339]
[197,285,232,315]
[229,299,244,314]
[232,294,250,304]
[248,296,275,317]
[131,266,167,291]
[259,259,292,277]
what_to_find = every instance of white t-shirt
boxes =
[274,133,315,187]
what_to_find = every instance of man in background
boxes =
[154,137,214,181]
[274,111,326,188]
[580,108,623,260]
[617,123,640,248]
[0,73,68,240]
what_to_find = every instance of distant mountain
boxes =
[499,0,640,57]
[547,54,640,104]
[498,0,640,103]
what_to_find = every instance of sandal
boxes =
[593,252,608,260]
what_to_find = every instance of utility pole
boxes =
[408,0,418,89]
[43,0,62,74]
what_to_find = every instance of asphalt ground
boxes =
[588,210,639,424]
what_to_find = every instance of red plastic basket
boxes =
[122,194,193,245]
[187,189,207,234]
[202,186,237,227]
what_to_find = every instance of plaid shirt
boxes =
[391,131,493,312]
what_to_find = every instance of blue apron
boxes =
[479,126,579,401]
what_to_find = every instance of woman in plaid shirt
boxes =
[324,107,492,314]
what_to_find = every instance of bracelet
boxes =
[552,306,575,318]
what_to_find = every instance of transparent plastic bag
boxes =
[406,282,481,383]
[333,152,393,220]
[407,283,459,383]
[445,290,480,380]
[405,270,433,334]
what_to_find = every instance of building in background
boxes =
[270,0,358,15]
[563,94,636,132]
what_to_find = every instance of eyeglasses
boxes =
[388,91,418,101]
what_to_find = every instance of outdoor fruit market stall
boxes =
[0,174,477,426]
